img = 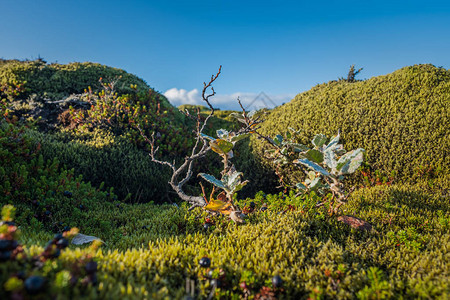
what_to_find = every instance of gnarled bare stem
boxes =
[137,66,223,209]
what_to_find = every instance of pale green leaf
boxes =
[312,134,328,148]
[198,173,227,190]
[295,158,330,176]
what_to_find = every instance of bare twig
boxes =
[136,67,226,209]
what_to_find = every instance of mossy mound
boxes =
[3,179,449,299]
[0,58,150,100]
[0,59,206,203]
[253,64,450,184]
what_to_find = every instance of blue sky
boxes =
[1,0,449,109]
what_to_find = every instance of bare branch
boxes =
[202,65,222,112]
[136,67,226,209]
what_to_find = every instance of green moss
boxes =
[252,64,450,185]
[0,59,150,100]
[2,179,448,299]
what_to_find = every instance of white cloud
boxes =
[164,88,295,111]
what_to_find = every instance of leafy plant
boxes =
[246,127,365,214]
[141,67,259,222]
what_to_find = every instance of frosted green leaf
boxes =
[295,158,330,176]
[308,177,321,189]
[307,171,317,181]
[336,148,365,174]
[200,133,215,141]
[198,173,227,190]
[225,170,244,187]
[296,182,307,190]
[291,143,309,152]
[229,112,246,123]
[275,134,283,145]
[216,129,229,140]
[230,133,250,142]
[72,233,104,245]
[324,149,337,169]
[312,134,328,148]
[232,180,249,193]
[325,133,340,151]
[306,149,324,164]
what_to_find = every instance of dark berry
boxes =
[63,191,72,198]
[0,239,12,251]
[249,202,256,208]
[272,275,283,288]
[141,225,148,230]
[45,210,51,216]
[261,207,268,212]
[79,205,84,210]
[56,238,69,249]
[63,226,70,232]
[85,261,98,274]
[25,276,46,294]
[0,250,11,261]
[199,257,211,268]
[203,223,212,230]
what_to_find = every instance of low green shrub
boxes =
[24,128,175,203]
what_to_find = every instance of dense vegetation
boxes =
[251,64,450,187]
[0,58,150,99]
[0,61,448,299]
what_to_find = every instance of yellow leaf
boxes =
[204,192,232,215]
[210,139,233,155]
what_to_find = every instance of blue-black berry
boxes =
[272,275,283,288]
[199,257,211,268]
[56,238,69,249]
[85,261,98,274]
[25,276,46,294]
[0,239,13,251]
